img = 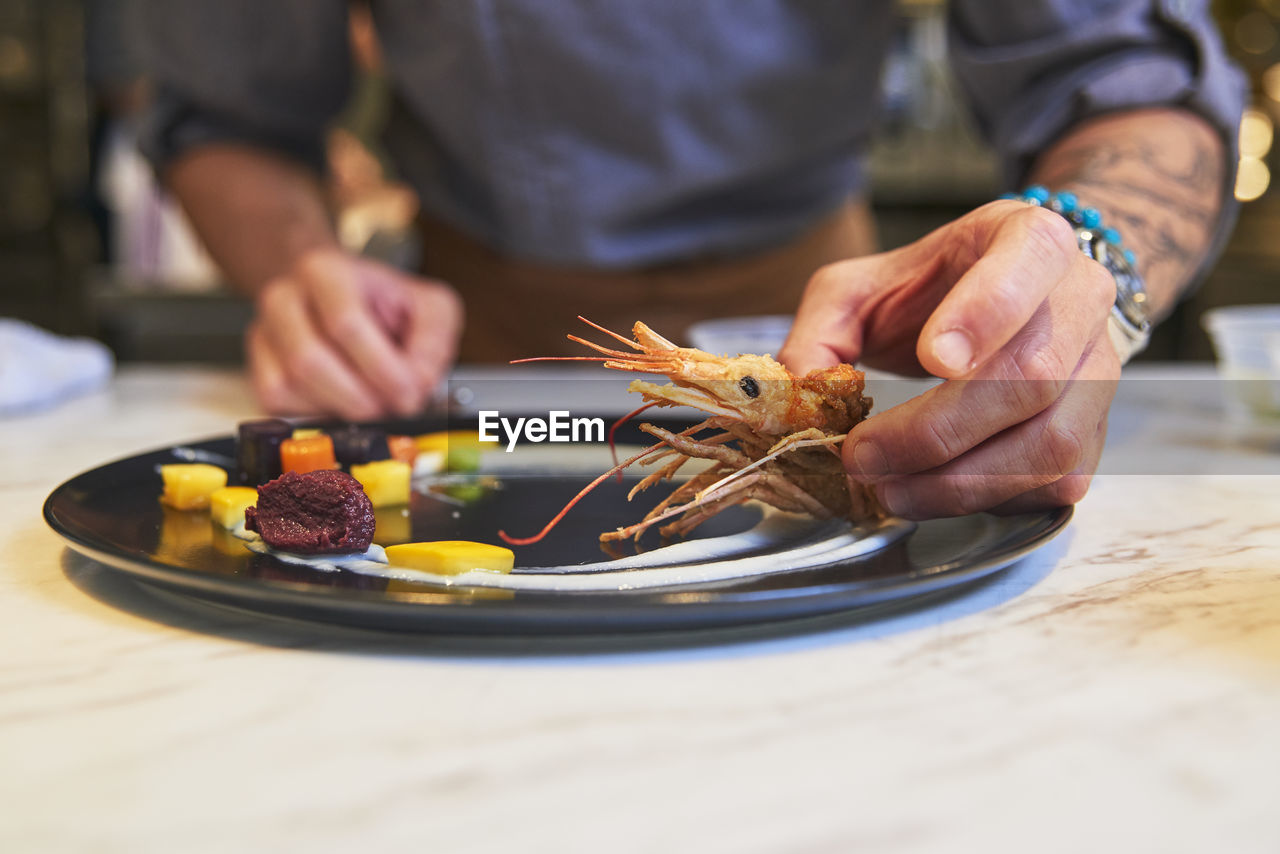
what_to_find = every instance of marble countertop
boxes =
[2,364,1278,853]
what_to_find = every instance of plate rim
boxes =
[43,429,1073,633]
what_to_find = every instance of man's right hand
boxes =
[246,247,463,421]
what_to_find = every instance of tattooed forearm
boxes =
[1027,107,1227,317]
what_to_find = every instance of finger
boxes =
[984,465,1099,516]
[246,321,313,415]
[258,281,384,421]
[400,282,463,394]
[845,267,1108,483]
[778,262,866,375]
[873,337,1115,519]
[301,257,423,416]
[874,389,1108,519]
[918,202,1082,377]
[981,399,1108,517]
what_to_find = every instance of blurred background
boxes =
[0,0,1275,363]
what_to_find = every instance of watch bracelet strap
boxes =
[1107,308,1147,365]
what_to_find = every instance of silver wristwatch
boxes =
[1074,225,1152,364]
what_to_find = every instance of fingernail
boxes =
[878,480,909,516]
[850,439,889,481]
[932,329,974,374]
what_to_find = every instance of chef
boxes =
[140,0,1244,518]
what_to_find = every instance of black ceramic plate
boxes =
[44,415,1071,634]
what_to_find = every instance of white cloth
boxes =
[0,319,114,416]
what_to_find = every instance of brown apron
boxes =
[419,199,876,362]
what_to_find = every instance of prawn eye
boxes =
[739,376,760,398]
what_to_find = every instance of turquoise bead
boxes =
[1081,207,1102,228]
[1055,191,1078,213]
[1023,185,1050,204]
[1101,227,1122,245]
[1123,249,1136,265]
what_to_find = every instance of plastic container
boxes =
[1202,305,1280,423]
[686,315,793,356]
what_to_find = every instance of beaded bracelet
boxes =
[1001,185,1137,268]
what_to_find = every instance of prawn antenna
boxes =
[576,316,643,350]
[608,402,660,480]
[566,334,641,359]
[498,443,667,546]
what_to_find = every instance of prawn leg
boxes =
[640,424,755,469]
[628,454,693,500]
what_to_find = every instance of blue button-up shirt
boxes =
[142,0,1244,268]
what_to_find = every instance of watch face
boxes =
[1080,228,1151,334]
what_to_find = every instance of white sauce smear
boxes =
[234,511,915,592]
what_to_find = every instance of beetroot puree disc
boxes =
[246,470,376,554]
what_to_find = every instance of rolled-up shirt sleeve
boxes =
[948,0,1246,275]
[949,0,1245,176]
[139,0,351,175]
